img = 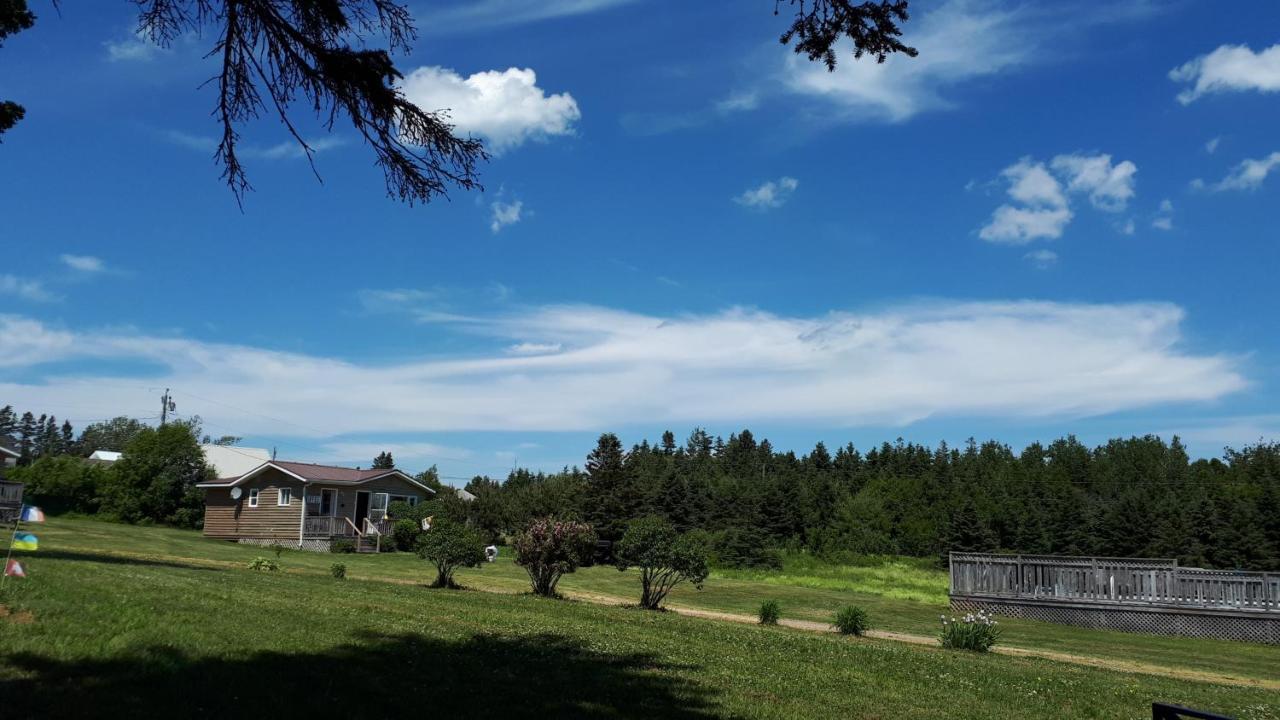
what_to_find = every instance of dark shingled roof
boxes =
[200,460,420,487]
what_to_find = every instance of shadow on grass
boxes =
[24,550,224,572]
[0,631,726,719]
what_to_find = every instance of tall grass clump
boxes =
[758,599,781,625]
[330,563,347,580]
[833,605,869,636]
[939,610,1000,652]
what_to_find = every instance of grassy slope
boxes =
[27,517,1280,685]
[0,524,1275,718]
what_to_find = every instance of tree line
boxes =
[458,430,1280,571]
[6,402,1278,571]
[2,405,212,527]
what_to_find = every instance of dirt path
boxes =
[557,589,1280,691]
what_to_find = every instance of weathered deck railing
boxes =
[303,516,352,538]
[0,480,23,509]
[950,552,1278,612]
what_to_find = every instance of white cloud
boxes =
[980,206,1073,244]
[401,67,580,153]
[1120,218,1136,236]
[980,153,1136,243]
[0,302,1246,435]
[1152,198,1174,231]
[734,176,798,209]
[316,441,473,465]
[417,0,637,33]
[163,131,345,160]
[59,254,105,273]
[506,342,562,355]
[490,199,524,233]
[1205,136,1221,154]
[1163,415,1280,448]
[1202,151,1280,192]
[105,31,162,62]
[1023,249,1058,269]
[716,91,760,113]
[1170,43,1280,104]
[0,276,55,302]
[1050,153,1137,211]
[783,0,1034,122]
[1003,159,1067,208]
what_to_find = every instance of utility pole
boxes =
[159,388,175,426]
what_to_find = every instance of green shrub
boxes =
[513,517,597,597]
[247,557,279,572]
[758,599,781,625]
[330,539,356,554]
[614,517,710,610]
[330,563,347,580]
[392,518,419,551]
[939,610,1000,652]
[833,605,869,636]
[416,519,487,588]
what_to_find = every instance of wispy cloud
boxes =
[1195,151,1280,192]
[1152,199,1174,231]
[490,199,524,233]
[416,0,638,34]
[0,301,1246,435]
[783,0,1035,123]
[104,31,164,62]
[59,254,106,273]
[734,177,798,209]
[163,131,346,160]
[1023,249,1058,269]
[401,67,579,154]
[1170,43,1280,104]
[0,276,55,302]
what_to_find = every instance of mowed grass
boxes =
[9,518,1280,706]
[2,527,1278,719]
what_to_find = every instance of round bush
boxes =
[330,562,347,580]
[758,599,781,625]
[833,605,869,636]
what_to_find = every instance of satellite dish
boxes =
[230,487,243,500]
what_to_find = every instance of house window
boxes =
[320,489,334,516]
[408,496,418,507]
[370,492,389,521]
[278,488,292,506]
[248,488,259,507]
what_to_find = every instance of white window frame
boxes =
[278,487,292,506]
[248,488,259,507]
[370,492,389,521]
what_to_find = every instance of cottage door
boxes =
[354,491,371,527]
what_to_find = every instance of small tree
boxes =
[614,516,709,610]
[513,518,597,598]
[415,519,486,589]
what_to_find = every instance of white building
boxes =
[201,444,272,479]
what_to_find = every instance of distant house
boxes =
[200,444,271,479]
[452,486,477,503]
[197,461,434,552]
[0,438,19,473]
[86,450,123,465]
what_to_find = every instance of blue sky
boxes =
[3,0,1279,480]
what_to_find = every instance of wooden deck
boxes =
[949,552,1280,644]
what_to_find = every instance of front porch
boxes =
[301,485,403,552]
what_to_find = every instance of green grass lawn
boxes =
[1,517,1276,719]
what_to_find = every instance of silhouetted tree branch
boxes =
[0,0,36,140]
[134,0,488,206]
[776,0,918,71]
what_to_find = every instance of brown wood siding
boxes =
[202,468,305,540]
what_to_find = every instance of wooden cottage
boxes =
[198,461,434,552]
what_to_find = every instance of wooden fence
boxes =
[950,553,1278,611]
[949,552,1280,644]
